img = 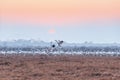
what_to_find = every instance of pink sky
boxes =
[0,0,120,25]
[0,0,120,42]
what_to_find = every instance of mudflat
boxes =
[0,54,120,80]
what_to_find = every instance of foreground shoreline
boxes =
[0,54,120,80]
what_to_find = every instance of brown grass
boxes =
[0,54,120,80]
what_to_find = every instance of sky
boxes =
[0,0,120,43]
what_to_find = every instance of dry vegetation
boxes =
[0,54,120,80]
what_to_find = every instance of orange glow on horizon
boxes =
[48,29,56,34]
